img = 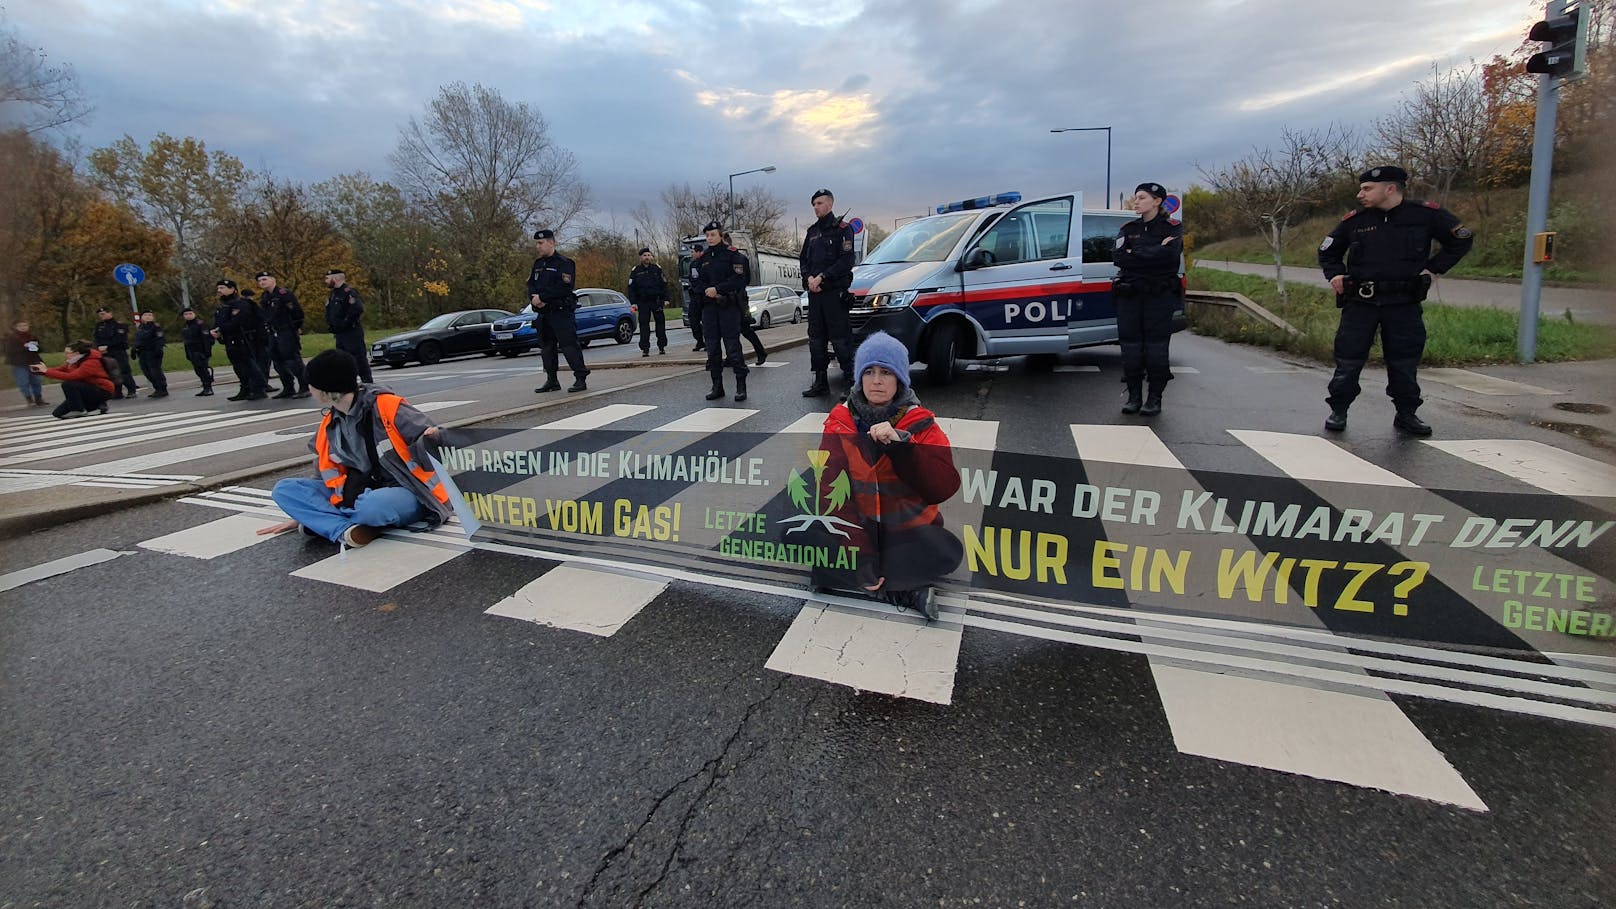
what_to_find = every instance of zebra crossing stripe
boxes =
[1230,430,1416,487]
[484,565,666,636]
[934,418,1000,452]
[652,407,759,433]
[290,535,466,592]
[1423,439,1616,498]
[0,410,298,467]
[2,411,150,447]
[766,600,964,704]
[0,549,128,594]
[1420,368,1560,396]
[538,403,657,431]
[1,411,240,457]
[139,513,289,560]
[1069,424,1183,469]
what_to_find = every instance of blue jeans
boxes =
[270,478,427,542]
[11,365,41,402]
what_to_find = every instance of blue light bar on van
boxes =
[935,191,1021,214]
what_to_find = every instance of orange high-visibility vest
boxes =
[826,406,945,532]
[313,393,449,507]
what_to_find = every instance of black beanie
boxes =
[305,349,359,394]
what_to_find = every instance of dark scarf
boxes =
[846,384,920,433]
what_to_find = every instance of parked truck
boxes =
[678,229,801,329]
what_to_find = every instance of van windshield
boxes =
[865,212,981,264]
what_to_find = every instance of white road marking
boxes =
[484,565,665,636]
[1,411,152,447]
[538,404,657,431]
[934,417,1000,451]
[766,600,963,704]
[1247,365,1312,374]
[0,549,127,594]
[778,413,829,434]
[1421,368,1561,396]
[414,400,475,412]
[1424,439,1616,498]
[0,410,297,467]
[1069,424,1184,470]
[290,536,465,592]
[1170,366,1201,374]
[652,407,758,433]
[1054,365,1101,373]
[139,513,288,560]
[1230,429,1417,488]
[1,411,244,456]
[751,361,787,368]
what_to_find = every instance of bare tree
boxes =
[1197,125,1356,302]
[0,15,92,133]
[1373,63,1492,204]
[731,184,790,248]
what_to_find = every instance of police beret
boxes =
[811,188,834,201]
[1135,182,1167,199]
[324,269,344,277]
[1360,165,1408,184]
[639,247,652,255]
[182,306,195,313]
[96,306,112,313]
[702,221,723,233]
[240,289,255,298]
[533,229,555,240]
[254,271,274,279]
[216,278,236,289]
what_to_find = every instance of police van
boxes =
[849,191,1184,383]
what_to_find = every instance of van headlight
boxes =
[864,290,918,310]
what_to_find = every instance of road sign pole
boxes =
[127,284,139,315]
[1518,0,1565,364]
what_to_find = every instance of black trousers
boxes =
[740,315,764,355]
[254,340,274,389]
[332,329,373,383]
[270,331,306,390]
[809,522,965,594]
[805,289,853,374]
[107,348,137,394]
[226,340,268,394]
[1327,301,1426,414]
[701,301,748,379]
[55,380,110,417]
[136,348,167,392]
[687,296,705,348]
[637,304,667,352]
[535,308,587,380]
[185,347,214,388]
[1116,291,1177,388]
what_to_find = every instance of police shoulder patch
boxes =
[842,239,853,251]
[1424,200,1441,209]
[733,263,744,274]
[562,274,572,284]
[1168,218,1180,226]
[1453,226,1473,239]
[1341,210,1358,221]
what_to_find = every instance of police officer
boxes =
[798,188,855,397]
[1113,182,1183,416]
[724,231,768,366]
[527,228,589,393]
[692,220,750,402]
[323,269,373,384]
[180,305,215,396]
[1318,165,1473,436]
[210,278,269,401]
[131,310,169,397]
[257,270,309,398]
[627,247,669,357]
[241,288,276,394]
[92,306,138,399]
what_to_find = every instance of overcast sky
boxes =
[12,0,1537,234]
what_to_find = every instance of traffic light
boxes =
[1525,5,1588,80]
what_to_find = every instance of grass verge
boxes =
[1186,270,1616,366]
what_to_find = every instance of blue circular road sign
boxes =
[113,263,146,286]
[848,217,865,235]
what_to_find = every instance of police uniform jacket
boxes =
[527,253,578,311]
[214,294,266,343]
[1318,200,1473,303]
[92,319,130,351]
[262,286,305,334]
[181,319,213,353]
[626,263,667,307]
[799,214,856,293]
[131,322,166,354]
[692,245,749,305]
[325,285,364,333]
[1114,214,1184,289]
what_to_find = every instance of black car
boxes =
[370,309,516,368]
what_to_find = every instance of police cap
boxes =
[533,229,555,240]
[702,221,723,234]
[324,269,345,277]
[1135,182,1167,199]
[811,188,834,201]
[216,278,236,289]
[638,247,652,255]
[1360,165,1408,185]
[96,306,112,313]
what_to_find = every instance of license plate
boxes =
[493,331,513,340]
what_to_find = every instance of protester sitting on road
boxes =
[30,340,114,419]
[811,330,962,621]
[256,349,453,548]
[5,318,46,406]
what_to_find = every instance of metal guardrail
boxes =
[1185,290,1302,336]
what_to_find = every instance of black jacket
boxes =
[181,318,214,352]
[527,253,578,309]
[626,263,667,307]
[1318,200,1474,302]
[262,286,305,334]
[131,322,166,354]
[325,284,364,333]
[92,318,130,351]
[1114,214,1183,280]
[214,293,266,343]
[693,245,749,304]
[799,214,855,292]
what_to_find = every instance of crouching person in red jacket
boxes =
[811,331,963,621]
[256,349,454,548]
[31,340,115,419]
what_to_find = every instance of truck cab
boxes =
[849,190,1183,384]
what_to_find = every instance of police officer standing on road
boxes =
[257,271,309,398]
[324,269,373,385]
[1113,182,1183,416]
[181,305,215,396]
[527,228,589,393]
[627,246,669,357]
[798,188,856,397]
[92,306,139,399]
[131,310,169,398]
[240,288,277,395]
[210,278,269,401]
[724,231,768,366]
[1318,165,1474,436]
[692,220,750,402]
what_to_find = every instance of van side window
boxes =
[972,197,1072,265]
[1082,215,1132,264]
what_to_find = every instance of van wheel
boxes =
[926,323,960,386]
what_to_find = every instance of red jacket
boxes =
[42,350,115,394]
[820,400,960,549]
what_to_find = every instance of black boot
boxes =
[197,387,214,397]
[1393,412,1432,436]
[1121,380,1143,414]
[802,370,829,397]
[734,375,748,402]
[271,387,295,399]
[567,374,588,392]
[753,344,767,366]
[1140,388,1163,416]
[705,378,725,401]
[534,375,562,393]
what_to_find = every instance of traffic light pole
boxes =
[1518,0,1567,363]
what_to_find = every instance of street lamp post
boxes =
[1049,127,1112,209]
[728,165,777,225]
